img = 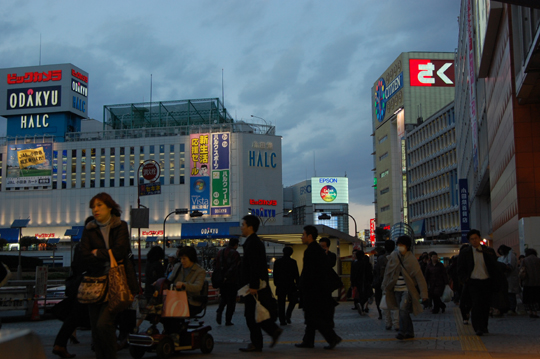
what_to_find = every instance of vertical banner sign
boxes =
[369,218,376,245]
[468,0,479,173]
[211,133,231,215]
[190,133,210,214]
[6,143,53,188]
[459,179,470,243]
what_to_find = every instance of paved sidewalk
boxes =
[2,301,540,358]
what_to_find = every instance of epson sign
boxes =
[319,178,338,183]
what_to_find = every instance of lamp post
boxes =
[262,209,292,225]
[11,219,30,280]
[250,115,268,126]
[318,212,358,239]
[163,208,189,251]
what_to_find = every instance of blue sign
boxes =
[459,179,470,243]
[181,222,240,239]
[190,176,210,214]
[374,72,403,123]
[211,133,229,170]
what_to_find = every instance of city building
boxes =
[407,102,460,242]
[0,64,283,248]
[455,1,540,252]
[371,52,455,232]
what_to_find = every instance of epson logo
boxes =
[319,178,337,183]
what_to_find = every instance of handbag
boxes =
[379,293,388,310]
[162,289,190,317]
[107,249,134,314]
[441,284,453,302]
[254,293,271,323]
[77,274,108,304]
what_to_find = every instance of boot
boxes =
[52,345,76,358]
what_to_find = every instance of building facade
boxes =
[371,52,455,231]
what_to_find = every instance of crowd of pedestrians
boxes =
[46,197,540,359]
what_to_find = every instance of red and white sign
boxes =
[369,218,376,243]
[142,230,164,236]
[71,69,88,83]
[7,70,62,85]
[35,233,55,238]
[409,59,454,87]
[142,161,160,182]
[249,199,277,206]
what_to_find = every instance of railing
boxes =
[0,279,65,317]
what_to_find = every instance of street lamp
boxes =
[11,219,30,280]
[318,212,358,239]
[163,208,189,251]
[262,209,292,225]
[250,115,268,126]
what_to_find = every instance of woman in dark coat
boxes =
[351,250,373,315]
[80,192,139,359]
[424,251,449,314]
[144,246,165,300]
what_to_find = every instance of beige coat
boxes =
[381,250,428,316]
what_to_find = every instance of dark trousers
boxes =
[217,284,237,323]
[54,298,88,347]
[467,279,492,333]
[431,294,446,313]
[277,288,297,323]
[88,302,118,359]
[302,303,338,345]
[244,293,279,349]
[374,287,383,314]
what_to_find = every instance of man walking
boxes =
[319,237,337,268]
[457,229,503,336]
[295,225,341,350]
[215,238,241,326]
[273,246,299,325]
[239,215,282,352]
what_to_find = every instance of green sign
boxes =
[211,170,229,207]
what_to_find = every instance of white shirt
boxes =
[471,247,490,280]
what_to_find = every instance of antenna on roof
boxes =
[313,151,316,177]
[222,69,224,108]
[39,33,42,66]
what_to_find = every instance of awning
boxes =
[146,236,158,242]
[410,219,425,237]
[0,228,20,243]
[181,222,240,239]
[70,226,85,242]
[47,238,60,244]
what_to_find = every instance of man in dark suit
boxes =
[457,229,503,336]
[295,225,342,350]
[238,215,282,352]
[319,237,337,268]
[215,237,241,326]
[273,246,299,325]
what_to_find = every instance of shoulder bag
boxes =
[77,273,108,304]
[107,249,134,314]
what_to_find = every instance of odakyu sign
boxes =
[0,63,88,118]
[311,177,349,204]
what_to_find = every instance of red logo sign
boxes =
[35,233,55,238]
[7,70,62,85]
[142,162,160,182]
[409,59,454,87]
[142,230,163,236]
[369,219,376,243]
[71,69,88,83]
[249,199,277,206]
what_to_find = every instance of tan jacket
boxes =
[381,251,428,316]
[172,263,206,307]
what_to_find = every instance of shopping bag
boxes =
[254,293,271,323]
[379,293,388,310]
[107,249,134,314]
[162,289,190,318]
[441,284,453,303]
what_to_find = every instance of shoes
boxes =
[324,336,342,350]
[270,328,283,348]
[294,342,315,348]
[475,331,483,336]
[225,322,234,326]
[357,303,364,316]
[463,320,469,325]
[396,334,414,340]
[385,325,392,330]
[69,335,80,345]
[52,346,76,358]
[280,321,288,326]
[216,311,222,325]
[239,344,262,352]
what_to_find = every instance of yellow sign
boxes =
[17,147,46,169]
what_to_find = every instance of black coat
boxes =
[351,257,373,300]
[457,245,503,292]
[273,256,299,293]
[424,261,449,297]
[300,241,333,307]
[80,215,139,295]
[240,233,269,290]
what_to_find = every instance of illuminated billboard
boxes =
[6,143,53,188]
[409,59,455,87]
[311,177,349,204]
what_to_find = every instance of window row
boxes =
[408,149,456,183]
[408,109,455,149]
[410,192,454,218]
[420,212,460,236]
[409,171,456,200]
[408,129,456,167]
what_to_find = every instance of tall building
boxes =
[371,52,455,231]
[407,102,459,241]
[0,64,283,246]
[283,177,350,235]
[455,1,540,252]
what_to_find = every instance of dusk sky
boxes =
[0,0,460,234]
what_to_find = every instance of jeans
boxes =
[384,309,399,329]
[394,291,414,336]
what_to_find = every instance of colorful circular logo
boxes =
[374,77,386,122]
[320,185,337,202]
[193,179,206,193]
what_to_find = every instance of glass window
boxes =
[380,170,389,178]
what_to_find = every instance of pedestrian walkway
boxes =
[2,301,540,358]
